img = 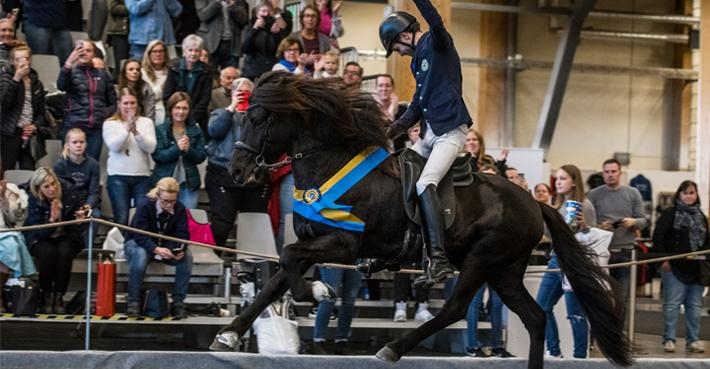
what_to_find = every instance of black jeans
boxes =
[29,236,80,294]
[1,131,34,173]
[393,271,430,303]
[205,164,268,248]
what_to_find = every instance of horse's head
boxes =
[230,101,298,186]
[230,70,392,185]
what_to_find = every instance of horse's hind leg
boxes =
[376,262,484,362]
[210,269,290,351]
[488,262,545,369]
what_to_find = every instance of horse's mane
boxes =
[252,71,391,154]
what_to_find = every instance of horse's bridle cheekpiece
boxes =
[293,146,389,232]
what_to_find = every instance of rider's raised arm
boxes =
[412,0,451,51]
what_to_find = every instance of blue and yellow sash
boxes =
[293,147,389,232]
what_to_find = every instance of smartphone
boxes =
[612,219,623,228]
[11,8,19,17]
[75,39,84,49]
[171,244,186,255]
[85,208,93,218]
[236,90,251,112]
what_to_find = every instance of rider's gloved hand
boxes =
[386,120,406,139]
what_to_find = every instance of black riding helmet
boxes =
[379,11,420,57]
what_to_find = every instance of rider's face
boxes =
[392,33,414,56]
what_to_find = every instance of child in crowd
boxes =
[314,50,339,79]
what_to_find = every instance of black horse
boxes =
[211,71,633,369]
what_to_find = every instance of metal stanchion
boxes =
[627,247,637,345]
[84,217,94,350]
[223,262,232,299]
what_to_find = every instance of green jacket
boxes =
[151,118,206,190]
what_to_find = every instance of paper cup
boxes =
[564,200,583,224]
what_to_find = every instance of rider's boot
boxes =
[413,184,454,287]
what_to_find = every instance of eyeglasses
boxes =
[150,49,166,54]
[158,197,177,205]
[344,70,360,76]
[303,13,318,18]
[284,48,300,53]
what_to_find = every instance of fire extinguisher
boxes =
[95,254,116,317]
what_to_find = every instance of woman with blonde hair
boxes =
[142,39,170,125]
[464,128,508,175]
[53,128,101,221]
[124,176,192,318]
[103,87,157,227]
[24,167,91,314]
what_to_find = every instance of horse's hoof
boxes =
[312,281,336,302]
[209,331,241,351]
[375,346,401,362]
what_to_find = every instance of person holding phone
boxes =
[124,176,193,318]
[58,40,117,161]
[1,45,49,173]
[240,0,288,80]
[205,78,267,252]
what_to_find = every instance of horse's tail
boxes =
[539,203,634,366]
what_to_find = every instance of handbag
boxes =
[252,293,300,354]
[186,210,216,246]
[2,278,39,316]
[143,289,169,318]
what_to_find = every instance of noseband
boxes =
[233,109,293,170]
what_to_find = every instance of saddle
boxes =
[399,149,474,229]
[357,150,474,276]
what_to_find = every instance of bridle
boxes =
[232,106,315,171]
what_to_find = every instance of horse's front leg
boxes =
[280,232,359,303]
[210,269,289,351]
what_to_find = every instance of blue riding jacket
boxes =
[392,0,472,136]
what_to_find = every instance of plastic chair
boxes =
[283,213,298,246]
[3,169,34,185]
[32,54,61,93]
[236,212,278,262]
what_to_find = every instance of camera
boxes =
[612,219,623,228]
[263,15,275,28]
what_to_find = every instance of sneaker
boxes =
[414,308,434,322]
[663,340,675,353]
[465,347,489,357]
[312,341,328,355]
[686,341,705,353]
[170,302,187,319]
[545,351,563,359]
[126,302,140,317]
[393,302,407,322]
[491,347,515,358]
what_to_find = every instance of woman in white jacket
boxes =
[102,87,157,227]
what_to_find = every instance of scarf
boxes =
[278,59,298,73]
[673,199,707,251]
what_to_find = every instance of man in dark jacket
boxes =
[379,0,472,287]
[124,177,193,319]
[22,0,73,65]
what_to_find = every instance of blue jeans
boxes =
[313,266,361,342]
[124,239,193,304]
[275,173,294,252]
[178,188,199,209]
[129,43,148,60]
[106,175,151,226]
[23,22,72,65]
[662,269,704,344]
[536,255,589,358]
[466,283,504,349]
